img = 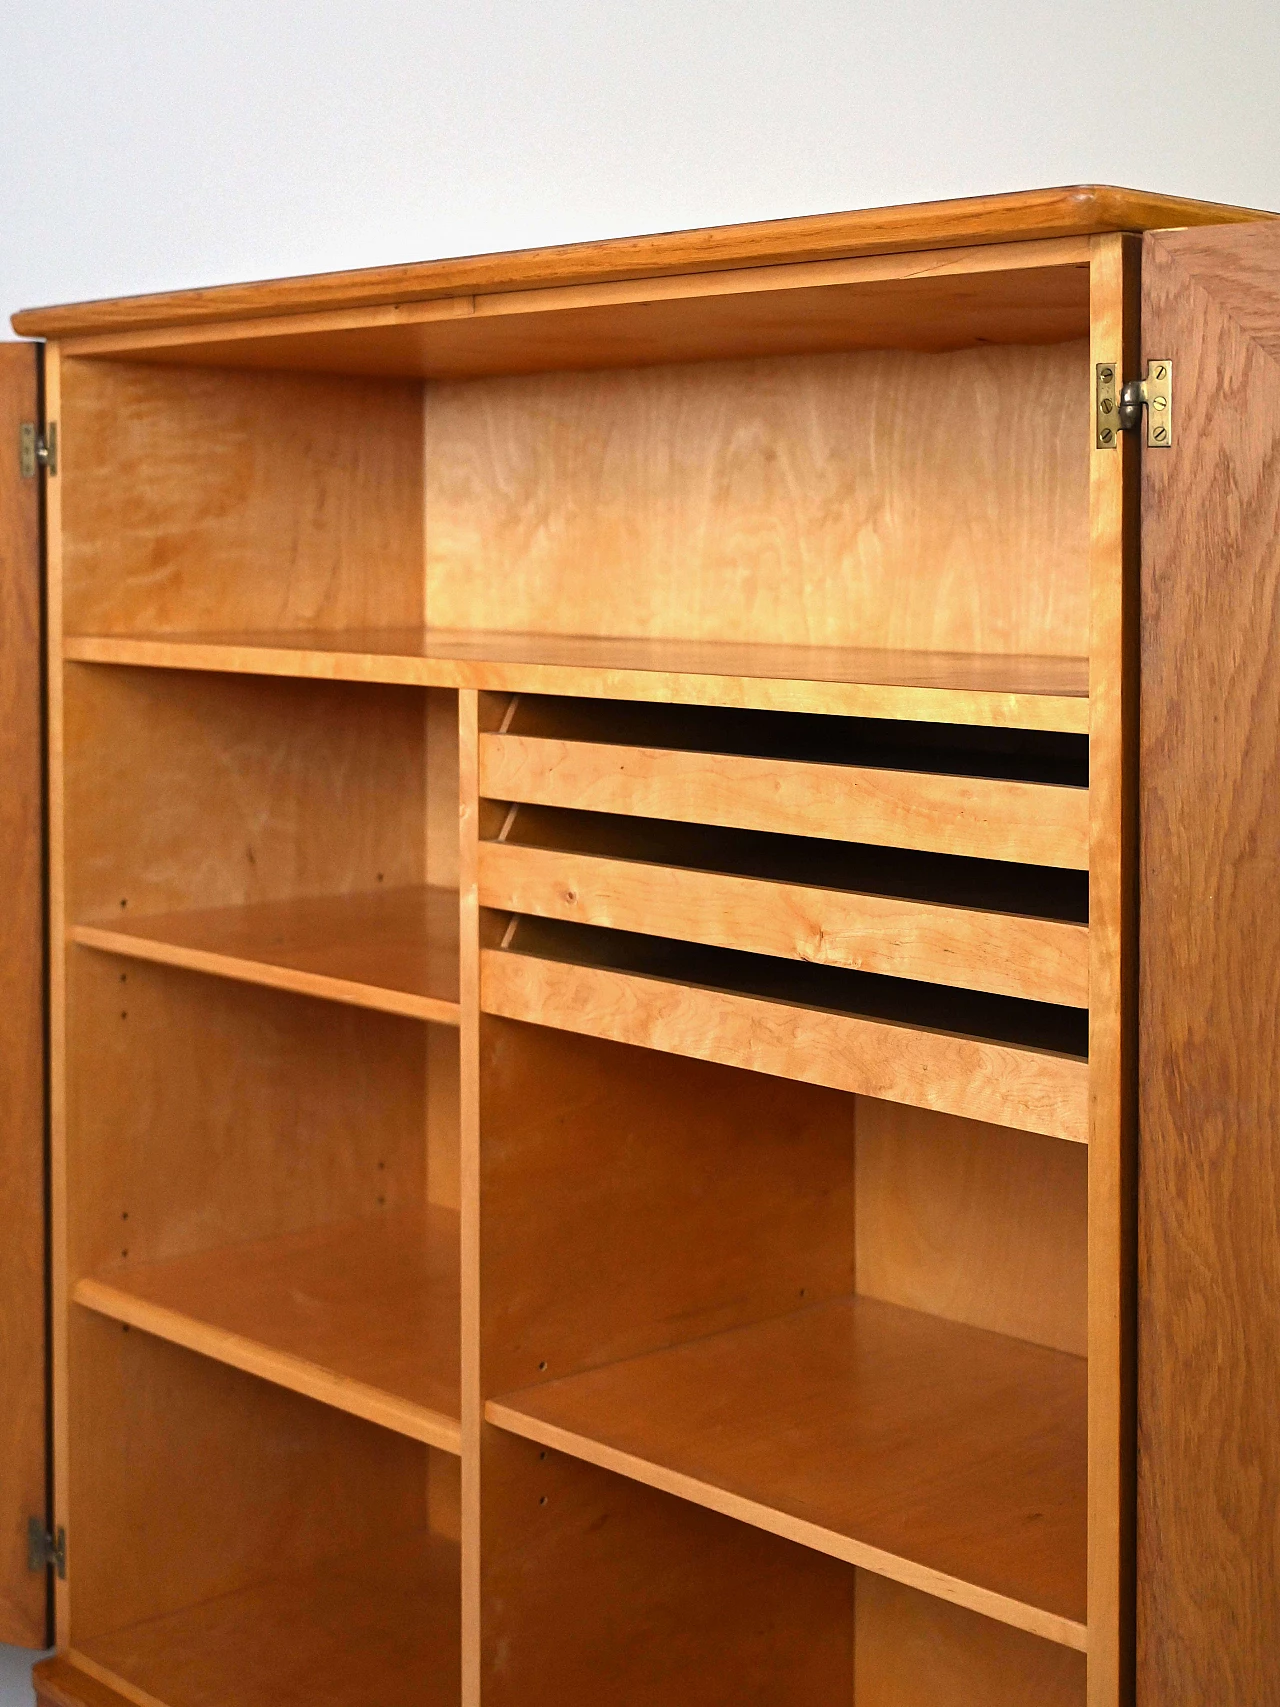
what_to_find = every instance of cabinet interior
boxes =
[46,233,1120,1706]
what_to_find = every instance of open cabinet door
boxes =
[1139,221,1280,1703]
[0,341,50,1650]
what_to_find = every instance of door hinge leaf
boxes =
[19,420,57,477]
[1096,360,1173,449]
[27,1517,67,1579]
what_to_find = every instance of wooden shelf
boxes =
[479,841,1090,1007]
[487,1295,1087,1651]
[55,1528,459,1707]
[480,732,1089,869]
[63,628,1090,732]
[74,1207,461,1452]
[481,941,1088,1141]
[72,885,460,1026]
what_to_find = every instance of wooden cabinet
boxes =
[4,186,1279,1706]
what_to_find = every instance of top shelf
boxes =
[65,629,1089,732]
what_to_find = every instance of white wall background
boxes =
[3,0,1280,330]
[0,0,1277,1698]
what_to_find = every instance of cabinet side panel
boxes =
[855,1101,1087,1356]
[1138,221,1280,1706]
[1086,232,1140,1707]
[854,1572,1085,1706]
[0,342,48,1648]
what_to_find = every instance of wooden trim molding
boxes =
[11,184,1271,339]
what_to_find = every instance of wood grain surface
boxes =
[488,1294,1088,1648]
[855,1102,1088,1356]
[477,840,1089,1005]
[71,884,460,1025]
[71,1529,458,1707]
[62,628,1091,730]
[1086,231,1141,1707]
[13,185,1268,338]
[480,735,1090,868]
[1138,219,1280,1706]
[46,244,1090,381]
[479,1429,854,1707]
[855,1572,1085,1706]
[59,359,424,637]
[72,1205,460,1451]
[0,341,47,1648]
[425,344,1090,657]
[481,949,1088,1140]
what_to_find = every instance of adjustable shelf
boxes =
[478,730,1089,868]
[72,885,461,1026]
[488,1294,1087,1650]
[477,840,1089,1006]
[63,628,1090,732]
[481,927,1089,1141]
[62,1529,460,1707]
[73,1206,461,1451]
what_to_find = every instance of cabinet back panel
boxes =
[480,1429,854,1707]
[60,358,424,635]
[479,1018,856,1396]
[425,342,1089,654]
[855,1101,1088,1355]
[68,1317,426,1645]
[854,1573,1084,1706]
[66,953,425,1275]
[63,666,427,921]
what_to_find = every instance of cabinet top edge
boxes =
[12,184,1273,340]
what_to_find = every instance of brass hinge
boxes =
[27,1518,67,1580]
[1096,361,1172,449]
[19,420,58,477]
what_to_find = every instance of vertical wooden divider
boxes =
[458,688,481,1707]
[42,345,72,1652]
[1086,233,1140,1707]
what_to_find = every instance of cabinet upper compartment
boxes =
[10,183,1272,362]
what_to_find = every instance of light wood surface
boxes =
[63,667,427,922]
[478,841,1089,1005]
[62,628,1091,730]
[855,1102,1088,1355]
[67,1529,458,1707]
[47,244,1092,380]
[457,690,486,1707]
[72,1206,460,1452]
[67,1316,427,1649]
[42,342,71,1647]
[34,1657,134,1707]
[480,1427,854,1706]
[488,1294,1087,1649]
[0,341,48,1647]
[59,359,424,638]
[1086,232,1141,1707]
[855,1572,1085,1705]
[15,184,1267,337]
[66,950,426,1278]
[426,344,1090,658]
[1137,219,1280,1707]
[480,735,1089,868]
[480,949,1088,1141]
[71,884,460,1025]
[477,1021,855,1397]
